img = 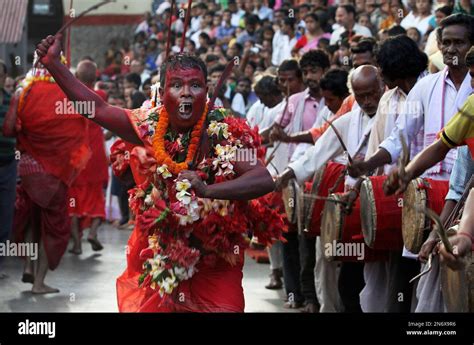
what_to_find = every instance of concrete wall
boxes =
[70,24,135,69]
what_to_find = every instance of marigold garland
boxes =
[152,103,208,175]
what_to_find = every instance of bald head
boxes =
[351,65,380,89]
[76,60,97,87]
[350,65,384,116]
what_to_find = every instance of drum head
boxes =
[321,194,342,261]
[402,178,427,253]
[440,258,470,312]
[360,179,376,248]
[282,179,297,224]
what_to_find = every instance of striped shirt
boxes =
[0,89,16,164]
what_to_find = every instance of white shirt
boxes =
[272,31,297,66]
[379,69,472,180]
[231,10,245,27]
[330,23,373,45]
[289,107,374,185]
[231,93,250,117]
[246,100,266,128]
[400,12,434,36]
[290,105,334,163]
[253,102,287,177]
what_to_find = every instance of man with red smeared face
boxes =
[159,59,208,133]
[33,34,275,313]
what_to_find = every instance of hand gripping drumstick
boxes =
[33,0,115,72]
[409,253,433,283]
[408,206,453,284]
[416,206,453,254]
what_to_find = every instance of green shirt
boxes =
[0,88,16,162]
[453,3,474,16]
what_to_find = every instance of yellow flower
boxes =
[207,121,229,138]
[176,179,191,192]
[157,164,172,179]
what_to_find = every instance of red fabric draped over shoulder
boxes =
[17,81,90,186]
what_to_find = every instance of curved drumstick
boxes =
[399,131,409,178]
[409,253,433,283]
[304,194,348,206]
[325,119,352,165]
[416,206,453,254]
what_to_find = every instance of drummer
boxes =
[276,65,385,312]
[355,35,428,313]
[383,46,474,312]
[348,14,474,313]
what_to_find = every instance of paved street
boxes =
[0,223,291,312]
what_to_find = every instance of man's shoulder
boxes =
[354,24,372,36]
[288,89,307,103]
[409,71,442,96]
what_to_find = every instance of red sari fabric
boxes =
[68,121,108,220]
[115,108,246,312]
[14,173,70,270]
[16,81,90,187]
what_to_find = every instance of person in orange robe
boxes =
[35,34,276,311]
[3,66,90,294]
[68,60,109,254]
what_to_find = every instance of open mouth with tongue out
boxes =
[178,102,193,120]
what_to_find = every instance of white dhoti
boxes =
[415,256,444,312]
[360,261,389,312]
[314,236,343,312]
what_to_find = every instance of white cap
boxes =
[156,1,171,15]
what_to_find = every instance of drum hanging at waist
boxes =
[320,192,388,262]
[402,178,449,253]
[302,161,345,237]
[360,175,404,251]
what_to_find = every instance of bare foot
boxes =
[32,283,60,294]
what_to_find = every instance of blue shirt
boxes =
[446,146,474,202]
[216,24,236,41]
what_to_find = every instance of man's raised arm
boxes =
[36,34,142,145]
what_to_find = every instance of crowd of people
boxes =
[0,0,473,312]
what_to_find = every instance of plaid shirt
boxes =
[446,146,474,202]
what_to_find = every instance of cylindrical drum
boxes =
[302,162,345,237]
[402,178,449,253]
[320,192,388,262]
[359,175,404,250]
